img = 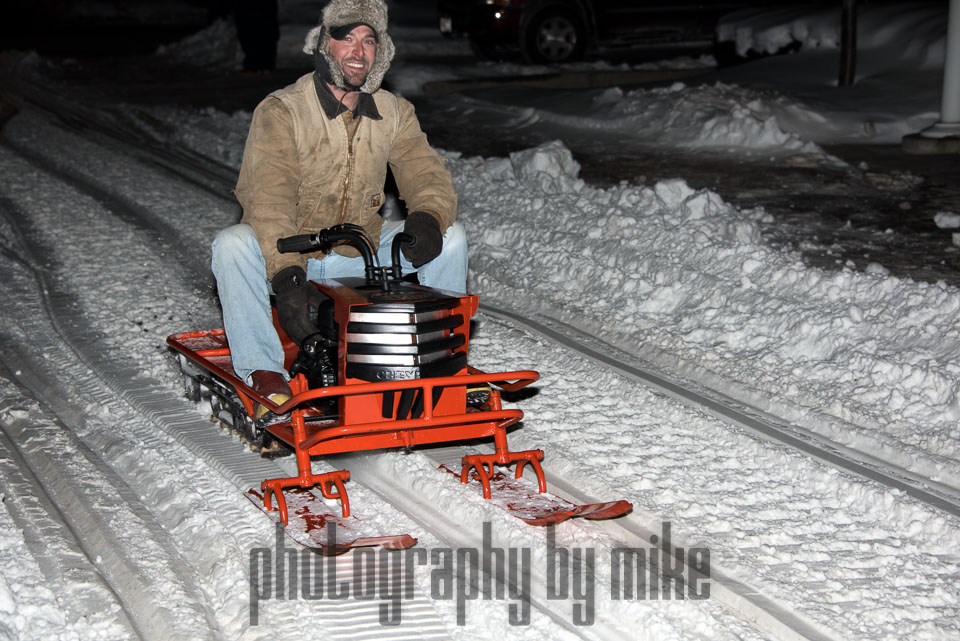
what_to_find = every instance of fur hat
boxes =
[302,0,396,94]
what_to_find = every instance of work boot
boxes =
[251,370,291,419]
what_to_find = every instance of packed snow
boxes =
[1,1,959,640]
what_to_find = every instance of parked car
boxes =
[437,0,821,64]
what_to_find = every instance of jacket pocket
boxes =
[296,190,320,215]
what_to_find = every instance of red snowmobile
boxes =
[168,225,630,551]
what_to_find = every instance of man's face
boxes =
[329,25,377,90]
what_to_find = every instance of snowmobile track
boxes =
[0,201,230,639]
[2,72,238,200]
[0,133,212,277]
[399,442,841,641]
[480,303,960,519]
[0,387,139,639]
[0,368,203,641]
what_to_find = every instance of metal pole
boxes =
[903,0,960,152]
[938,0,960,126]
[839,0,858,86]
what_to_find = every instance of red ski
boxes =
[246,488,416,553]
[441,464,632,526]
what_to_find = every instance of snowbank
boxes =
[717,1,947,66]
[448,140,960,487]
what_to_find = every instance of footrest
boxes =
[461,449,546,499]
[261,469,351,524]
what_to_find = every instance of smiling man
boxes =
[329,23,376,94]
[210,0,464,407]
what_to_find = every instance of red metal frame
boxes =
[168,311,543,526]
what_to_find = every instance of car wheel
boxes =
[522,8,586,64]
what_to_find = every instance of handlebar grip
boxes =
[277,234,318,253]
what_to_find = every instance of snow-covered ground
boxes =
[1,1,959,640]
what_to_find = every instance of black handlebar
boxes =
[276,225,415,286]
[276,234,320,254]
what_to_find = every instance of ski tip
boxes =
[580,499,633,520]
[303,533,419,554]
[363,534,419,550]
[521,500,633,526]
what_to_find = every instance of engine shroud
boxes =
[313,277,478,425]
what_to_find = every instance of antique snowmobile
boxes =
[168,225,631,551]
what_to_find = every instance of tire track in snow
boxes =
[0,198,229,640]
[480,303,960,519]
[0,383,138,640]
[353,436,838,641]
[5,73,238,201]
[467,307,960,641]
[0,130,212,278]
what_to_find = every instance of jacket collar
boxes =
[313,73,382,121]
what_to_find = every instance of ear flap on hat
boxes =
[303,25,323,55]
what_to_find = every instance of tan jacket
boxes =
[236,73,458,278]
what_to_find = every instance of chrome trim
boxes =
[345,330,447,345]
[346,350,451,365]
[349,309,448,324]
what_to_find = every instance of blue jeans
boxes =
[210,220,468,382]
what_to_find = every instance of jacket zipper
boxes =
[336,116,355,225]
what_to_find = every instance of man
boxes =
[211,0,465,408]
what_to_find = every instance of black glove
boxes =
[271,266,326,345]
[401,211,443,268]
